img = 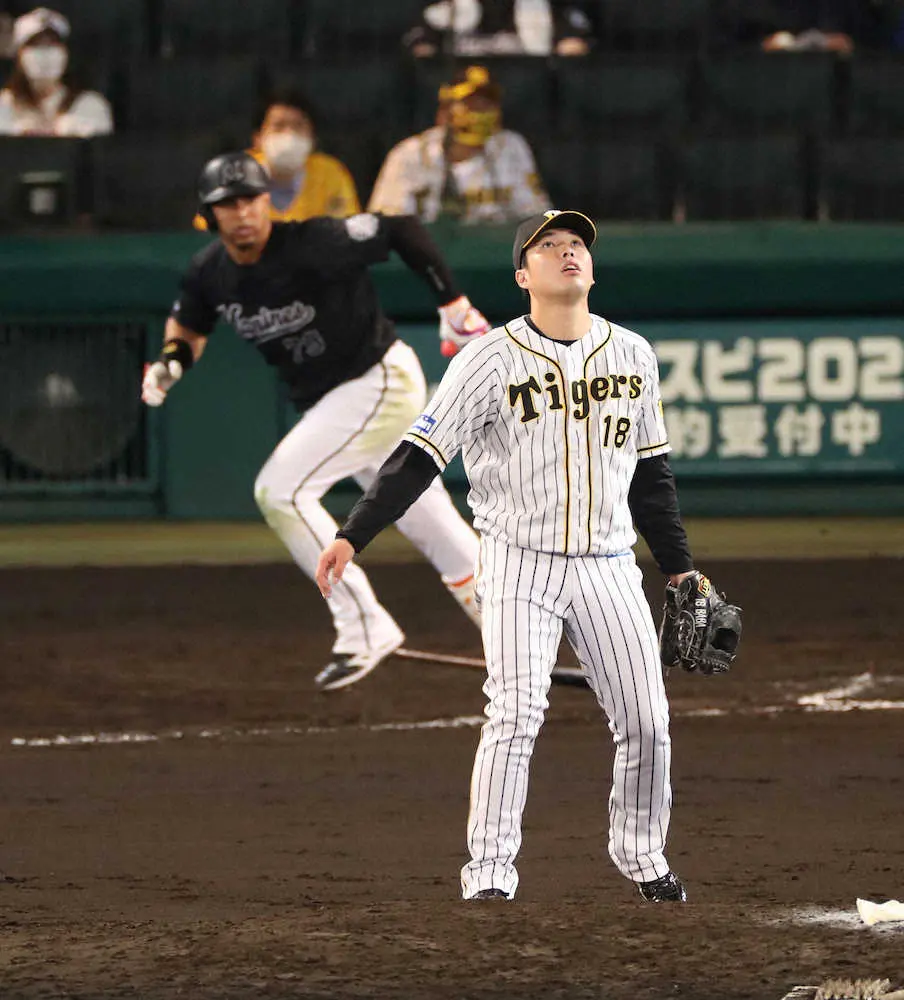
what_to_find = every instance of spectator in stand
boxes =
[712,0,887,53]
[0,7,112,135]
[252,88,360,221]
[194,89,360,230]
[404,0,596,57]
[368,64,549,224]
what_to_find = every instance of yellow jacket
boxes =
[194,149,360,229]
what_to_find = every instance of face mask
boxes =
[20,45,68,84]
[261,132,312,175]
[450,106,501,148]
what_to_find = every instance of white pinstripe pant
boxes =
[461,534,672,899]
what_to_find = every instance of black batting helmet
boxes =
[197,151,270,231]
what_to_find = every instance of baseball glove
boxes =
[659,571,742,675]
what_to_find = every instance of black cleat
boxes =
[638,872,687,903]
[314,632,404,691]
[468,888,510,901]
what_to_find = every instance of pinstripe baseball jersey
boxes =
[368,126,549,224]
[403,313,670,556]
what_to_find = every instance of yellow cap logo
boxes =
[439,65,491,103]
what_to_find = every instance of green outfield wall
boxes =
[1,222,902,521]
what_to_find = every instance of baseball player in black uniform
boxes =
[316,210,704,901]
[142,151,490,690]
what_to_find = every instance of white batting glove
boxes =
[438,295,491,357]
[141,359,183,407]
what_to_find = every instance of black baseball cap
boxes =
[512,210,597,269]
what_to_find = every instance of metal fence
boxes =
[0,321,155,495]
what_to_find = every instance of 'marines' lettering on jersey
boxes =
[217,300,327,365]
[509,371,644,422]
[218,301,317,344]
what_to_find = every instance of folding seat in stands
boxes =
[297,0,426,59]
[535,136,674,221]
[845,56,904,136]
[125,56,261,144]
[679,135,807,220]
[0,137,86,228]
[818,137,904,221]
[91,134,221,230]
[556,55,688,138]
[696,52,837,134]
[594,0,711,52]
[159,0,292,60]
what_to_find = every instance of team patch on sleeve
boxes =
[413,413,437,436]
[344,213,379,241]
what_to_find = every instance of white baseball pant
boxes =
[461,534,672,899]
[254,339,478,654]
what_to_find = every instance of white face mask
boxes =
[261,132,312,175]
[19,44,68,84]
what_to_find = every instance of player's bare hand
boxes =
[141,359,183,407]
[316,539,355,598]
[438,295,491,357]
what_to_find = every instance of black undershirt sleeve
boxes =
[628,454,694,576]
[381,215,462,305]
[337,441,442,553]
[341,444,691,572]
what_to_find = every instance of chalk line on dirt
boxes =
[8,673,904,750]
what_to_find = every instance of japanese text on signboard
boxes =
[654,333,903,471]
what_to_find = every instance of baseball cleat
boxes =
[637,872,687,903]
[467,888,510,901]
[315,629,405,692]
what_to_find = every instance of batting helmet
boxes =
[197,151,270,231]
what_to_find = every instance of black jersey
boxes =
[171,214,458,412]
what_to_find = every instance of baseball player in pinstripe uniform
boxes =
[317,210,697,902]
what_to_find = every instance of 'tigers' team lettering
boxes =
[508,371,644,422]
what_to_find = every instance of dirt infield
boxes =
[1,556,903,1000]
